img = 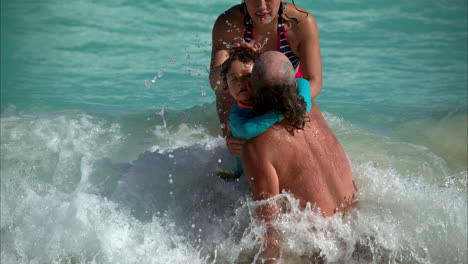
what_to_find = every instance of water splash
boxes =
[256,37,270,50]
[144,80,152,89]
[156,105,171,146]
[144,38,211,97]
[158,68,164,78]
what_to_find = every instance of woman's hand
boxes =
[229,42,258,54]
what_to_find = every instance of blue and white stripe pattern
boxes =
[278,18,300,69]
[244,16,300,69]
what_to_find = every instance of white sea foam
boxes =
[2,146,466,263]
[1,110,466,263]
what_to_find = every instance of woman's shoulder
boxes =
[212,5,245,50]
[284,3,317,28]
[214,4,244,27]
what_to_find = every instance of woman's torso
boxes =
[220,4,304,62]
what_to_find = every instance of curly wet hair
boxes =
[220,49,259,85]
[252,61,308,130]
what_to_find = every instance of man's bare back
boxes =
[241,51,356,262]
[243,102,357,217]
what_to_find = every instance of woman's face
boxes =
[226,60,254,105]
[244,0,283,25]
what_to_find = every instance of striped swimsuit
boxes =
[244,15,303,78]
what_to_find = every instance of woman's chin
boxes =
[253,17,274,25]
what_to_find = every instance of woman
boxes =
[210,0,322,141]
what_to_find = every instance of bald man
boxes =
[243,51,357,262]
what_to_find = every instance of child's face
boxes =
[226,60,254,105]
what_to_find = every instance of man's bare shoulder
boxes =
[243,122,290,157]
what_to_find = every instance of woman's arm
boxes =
[210,13,234,136]
[209,14,230,93]
[209,6,258,136]
[297,13,323,99]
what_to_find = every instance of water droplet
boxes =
[168,154,174,158]
[201,90,206,96]
[191,224,196,228]
[218,159,222,163]
[188,69,198,77]
[169,174,172,178]
[169,179,173,184]
[156,107,165,116]
[145,80,151,89]
[169,191,173,195]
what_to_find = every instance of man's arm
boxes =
[243,140,281,263]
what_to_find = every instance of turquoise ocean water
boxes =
[1,0,467,263]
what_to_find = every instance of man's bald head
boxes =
[250,51,307,130]
[251,51,296,88]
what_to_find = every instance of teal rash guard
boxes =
[227,78,311,176]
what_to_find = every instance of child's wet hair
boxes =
[221,49,259,84]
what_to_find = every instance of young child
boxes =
[220,50,311,178]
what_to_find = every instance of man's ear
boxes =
[294,81,298,90]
